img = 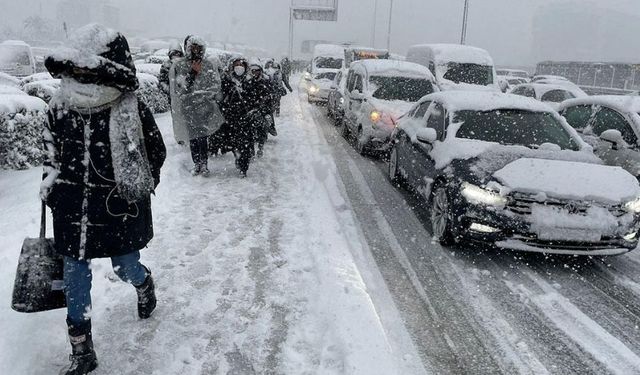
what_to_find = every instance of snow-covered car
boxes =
[22,79,60,103]
[136,72,169,114]
[19,72,53,86]
[511,83,587,110]
[388,91,640,255]
[558,95,640,178]
[0,40,36,77]
[327,69,348,124]
[532,75,570,83]
[496,68,530,80]
[341,60,437,154]
[0,92,48,169]
[135,63,162,78]
[307,71,337,104]
[406,43,499,92]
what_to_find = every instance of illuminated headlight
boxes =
[461,182,507,206]
[339,97,344,104]
[304,72,312,79]
[470,223,501,233]
[624,231,638,241]
[309,85,319,94]
[370,110,382,123]
[624,197,640,213]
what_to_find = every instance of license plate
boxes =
[536,228,601,242]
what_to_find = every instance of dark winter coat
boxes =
[244,75,274,117]
[220,63,251,123]
[43,100,166,260]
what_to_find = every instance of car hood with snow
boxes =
[492,158,640,204]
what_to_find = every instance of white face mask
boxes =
[234,66,246,76]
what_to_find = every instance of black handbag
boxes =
[11,201,66,313]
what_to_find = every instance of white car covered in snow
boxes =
[388,91,640,255]
[0,40,36,77]
[496,68,530,81]
[340,60,437,154]
[406,43,499,92]
[559,95,640,178]
[510,83,587,110]
[307,71,338,104]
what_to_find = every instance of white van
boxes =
[0,40,36,78]
[311,44,345,75]
[406,44,498,91]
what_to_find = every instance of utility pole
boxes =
[460,0,470,45]
[288,2,294,59]
[386,0,394,51]
[371,0,378,47]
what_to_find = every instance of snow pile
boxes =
[19,72,54,87]
[22,79,60,103]
[493,158,640,203]
[0,94,48,169]
[0,72,21,87]
[0,85,27,96]
[134,63,162,77]
[136,73,169,114]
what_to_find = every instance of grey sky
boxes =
[1,0,639,66]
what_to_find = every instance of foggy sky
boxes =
[1,0,639,66]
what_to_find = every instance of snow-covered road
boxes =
[0,91,425,374]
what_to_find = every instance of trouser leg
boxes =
[189,137,209,169]
[111,251,147,287]
[63,257,93,325]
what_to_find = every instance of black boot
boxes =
[60,319,98,375]
[136,266,156,319]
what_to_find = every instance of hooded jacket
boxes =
[42,24,166,260]
[159,41,183,94]
[169,35,224,143]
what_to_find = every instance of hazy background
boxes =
[1,0,639,66]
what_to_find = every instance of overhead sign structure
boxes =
[289,0,339,58]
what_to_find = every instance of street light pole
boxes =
[386,0,394,51]
[371,0,378,47]
[288,2,294,59]
[460,0,469,45]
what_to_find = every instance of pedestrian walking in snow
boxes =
[245,63,274,158]
[42,24,167,375]
[169,35,224,176]
[280,57,294,94]
[158,41,184,99]
[265,59,288,122]
[221,57,254,177]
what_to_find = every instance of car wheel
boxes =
[340,118,350,138]
[355,127,367,155]
[430,184,456,246]
[388,145,403,184]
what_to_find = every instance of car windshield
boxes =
[315,57,343,69]
[0,46,30,65]
[315,72,336,81]
[369,76,434,101]
[442,63,494,85]
[454,109,580,150]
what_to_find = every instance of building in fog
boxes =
[532,2,640,63]
[56,0,120,31]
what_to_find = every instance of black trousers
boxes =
[190,136,208,167]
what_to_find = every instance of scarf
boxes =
[57,79,154,203]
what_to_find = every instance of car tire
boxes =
[430,184,456,246]
[340,118,350,138]
[388,144,403,185]
[355,127,367,155]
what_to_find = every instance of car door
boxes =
[588,106,640,176]
[346,73,365,131]
[396,100,431,187]
[410,102,445,196]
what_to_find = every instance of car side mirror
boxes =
[351,89,366,101]
[416,128,437,144]
[600,129,626,150]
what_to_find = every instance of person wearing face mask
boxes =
[158,41,184,99]
[42,23,167,375]
[264,59,287,138]
[220,57,255,177]
[244,63,274,158]
[169,35,224,176]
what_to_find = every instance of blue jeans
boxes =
[64,251,147,324]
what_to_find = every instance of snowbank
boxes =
[23,79,60,103]
[0,94,47,169]
[136,73,169,114]
[135,63,162,77]
[0,72,20,87]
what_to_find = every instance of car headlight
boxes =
[339,97,344,104]
[370,110,382,123]
[309,85,319,93]
[461,182,507,206]
[625,197,640,213]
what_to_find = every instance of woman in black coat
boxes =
[41,24,166,375]
[244,63,275,157]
